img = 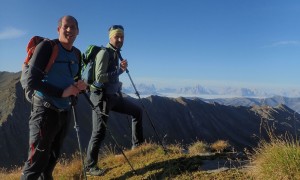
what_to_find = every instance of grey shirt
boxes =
[94,43,124,94]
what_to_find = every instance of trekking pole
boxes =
[71,96,87,180]
[117,52,168,154]
[82,92,137,174]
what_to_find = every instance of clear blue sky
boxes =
[1,0,300,89]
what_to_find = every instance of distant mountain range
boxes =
[1,71,300,170]
[122,83,300,98]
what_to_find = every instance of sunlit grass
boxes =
[188,140,209,155]
[2,136,299,180]
[249,136,300,179]
[0,141,248,179]
[211,140,230,153]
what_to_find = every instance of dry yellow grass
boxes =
[211,140,230,153]
[4,139,299,180]
[0,142,236,179]
[188,140,209,155]
[248,137,300,179]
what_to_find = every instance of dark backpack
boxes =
[81,45,107,85]
[20,36,59,102]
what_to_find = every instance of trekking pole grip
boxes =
[70,96,77,106]
[117,51,129,73]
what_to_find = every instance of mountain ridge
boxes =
[0,71,299,170]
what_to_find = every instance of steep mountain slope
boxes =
[145,96,299,147]
[0,72,299,169]
[0,72,22,124]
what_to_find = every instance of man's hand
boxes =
[120,59,128,71]
[62,80,88,97]
[74,80,87,91]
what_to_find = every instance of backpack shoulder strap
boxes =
[44,39,59,73]
[98,46,116,62]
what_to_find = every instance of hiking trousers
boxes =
[86,91,144,168]
[21,97,70,180]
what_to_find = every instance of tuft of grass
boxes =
[188,140,209,155]
[211,140,230,153]
[54,152,84,179]
[0,166,22,180]
[249,137,300,179]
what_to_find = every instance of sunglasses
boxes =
[109,25,124,31]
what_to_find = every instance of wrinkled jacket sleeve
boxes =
[94,49,123,83]
[27,41,64,97]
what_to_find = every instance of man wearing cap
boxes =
[85,25,144,176]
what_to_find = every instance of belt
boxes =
[33,96,67,113]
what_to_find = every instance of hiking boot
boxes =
[86,166,106,176]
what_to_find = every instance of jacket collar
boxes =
[107,43,121,52]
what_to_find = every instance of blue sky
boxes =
[1,0,300,89]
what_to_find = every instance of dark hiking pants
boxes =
[21,97,69,180]
[86,91,144,168]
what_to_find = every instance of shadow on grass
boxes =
[111,155,203,180]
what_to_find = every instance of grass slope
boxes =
[0,142,250,180]
[2,138,300,179]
